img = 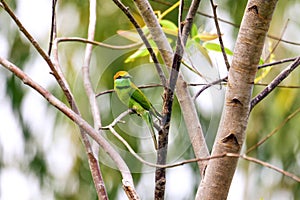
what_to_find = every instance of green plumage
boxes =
[114,71,159,150]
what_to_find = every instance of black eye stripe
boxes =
[116,75,130,79]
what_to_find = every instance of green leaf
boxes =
[125,47,149,63]
[125,40,157,63]
[191,23,198,38]
[160,19,178,36]
[203,42,233,56]
[159,19,178,31]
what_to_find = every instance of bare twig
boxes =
[100,110,132,129]
[157,0,204,198]
[246,106,300,154]
[101,110,300,183]
[96,89,115,97]
[258,56,297,69]
[154,0,186,197]
[253,83,300,89]
[251,56,300,110]
[267,34,300,46]
[2,0,103,188]
[209,0,230,70]
[132,0,209,193]
[1,1,132,197]
[193,76,227,100]
[81,0,108,199]
[194,56,299,100]
[112,0,167,87]
[56,37,143,50]
[0,57,137,194]
[228,153,300,182]
[2,0,94,154]
[0,0,74,106]
[1,1,53,71]
[48,0,57,55]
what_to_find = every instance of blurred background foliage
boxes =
[1,0,300,199]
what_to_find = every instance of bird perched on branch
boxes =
[113,71,161,150]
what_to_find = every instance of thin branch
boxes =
[82,0,108,199]
[134,0,209,187]
[100,110,300,183]
[191,81,300,89]
[0,0,74,106]
[267,34,300,46]
[251,56,300,110]
[194,56,299,100]
[0,57,138,195]
[96,89,115,97]
[153,0,186,197]
[228,153,300,182]
[0,57,133,184]
[1,0,95,158]
[258,56,297,69]
[112,0,167,87]
[209,0,230,70]
[193,76,227,100]
[246,106,300,154]
[157,0,203,198]
[1,1,52,68]
[56,37,143,50]
[1,2,131,198]
[253,83,300,89]
[48,0,57,55]
[1,1,106,195]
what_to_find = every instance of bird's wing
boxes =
[130,87,152,111]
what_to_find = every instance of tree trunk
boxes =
[196,0,278,199]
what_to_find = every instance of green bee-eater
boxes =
[113,71,160,150]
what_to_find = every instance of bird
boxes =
[113,71,160,150]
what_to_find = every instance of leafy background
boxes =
[1,0,300,199]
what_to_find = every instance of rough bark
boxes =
[196,0,278,199]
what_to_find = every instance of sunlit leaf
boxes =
[191,24,198,38]
[162,27,178,36]
[160,19,178,31]
[193,32,219,42]
[203,42,233,56]
[125,47,149,63]
[125,40,158,63]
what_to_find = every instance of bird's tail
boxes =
[143,112,158,150]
